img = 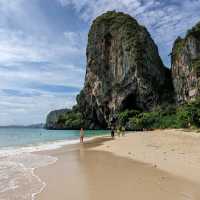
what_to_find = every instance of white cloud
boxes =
[0,91,77,125]
[0,0,87,125]
[59,0,200,66]
[0,28,85,125]
[59,0,157,22]
[0,28,84,66]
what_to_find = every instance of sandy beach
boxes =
[93,129,200,184]
[35,129,200,200]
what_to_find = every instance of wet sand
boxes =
[36,135,200,200]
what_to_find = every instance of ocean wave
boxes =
[0,139,81,158]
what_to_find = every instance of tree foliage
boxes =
[117,99,200,130]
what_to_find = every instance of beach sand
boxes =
[35,130,200,200]
[93,129,200,184]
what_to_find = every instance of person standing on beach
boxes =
[111,127,115,139]
[80,128,84,143]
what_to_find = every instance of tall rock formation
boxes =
[77,11,174,129]
[172,22,200,104]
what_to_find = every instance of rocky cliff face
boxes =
[77,11,174,129]
[172,22,200,104]
[46,109,70,129]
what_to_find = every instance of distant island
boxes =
[46,11,200,131]
[0,123,44,129]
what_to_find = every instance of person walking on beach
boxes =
[111,127,115,139]
[80,128,84,143]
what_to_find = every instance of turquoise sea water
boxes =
[0,128,109,200]
[0,128,109,149]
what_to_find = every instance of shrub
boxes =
[176,99,200,128]
[117,99,200,130]
[57,114,67,125]
[128,116,143,131]
[117,110,140,127]
[57,111,84,129]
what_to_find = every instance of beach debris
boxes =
[171,149,175,151]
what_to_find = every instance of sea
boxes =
[0,128,109,200]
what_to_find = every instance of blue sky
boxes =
[0,0,200,125]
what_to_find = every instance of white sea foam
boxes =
[0,153,57,200]
[0,139,80,158]
[0,138,89,200]
[0,137,95,200]
[0,135,97,158]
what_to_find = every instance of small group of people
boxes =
[111,126,126,139]
[79,126,126,144]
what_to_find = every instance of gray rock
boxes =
[46,109,70,129]
[171,22,200,104]
[77,11,174,128]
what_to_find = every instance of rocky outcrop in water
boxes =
[45,108,84,130]
[172,22,200,104]
[76,11,174,129]
[46,109,70,129]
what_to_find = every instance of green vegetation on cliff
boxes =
[117,99,200,130]
[172,37,185,60]
[90,11,139,34]
[56,111,84,130]
[46,108,84,130]
[187,22,200,40]
[46,98,200,130]
[191,57,200,73]
[173,22,200,63]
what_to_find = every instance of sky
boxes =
[0,0,200,125]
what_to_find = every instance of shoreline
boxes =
[0,134,108,158]
[34,137,113,200]
[0,134,108,200]
[1,129,200,199]
[35,129,200,200]
[30,136,109,199]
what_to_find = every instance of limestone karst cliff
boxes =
[171,22,200,104]
[46,11,181,130]
[76,11,174,129]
